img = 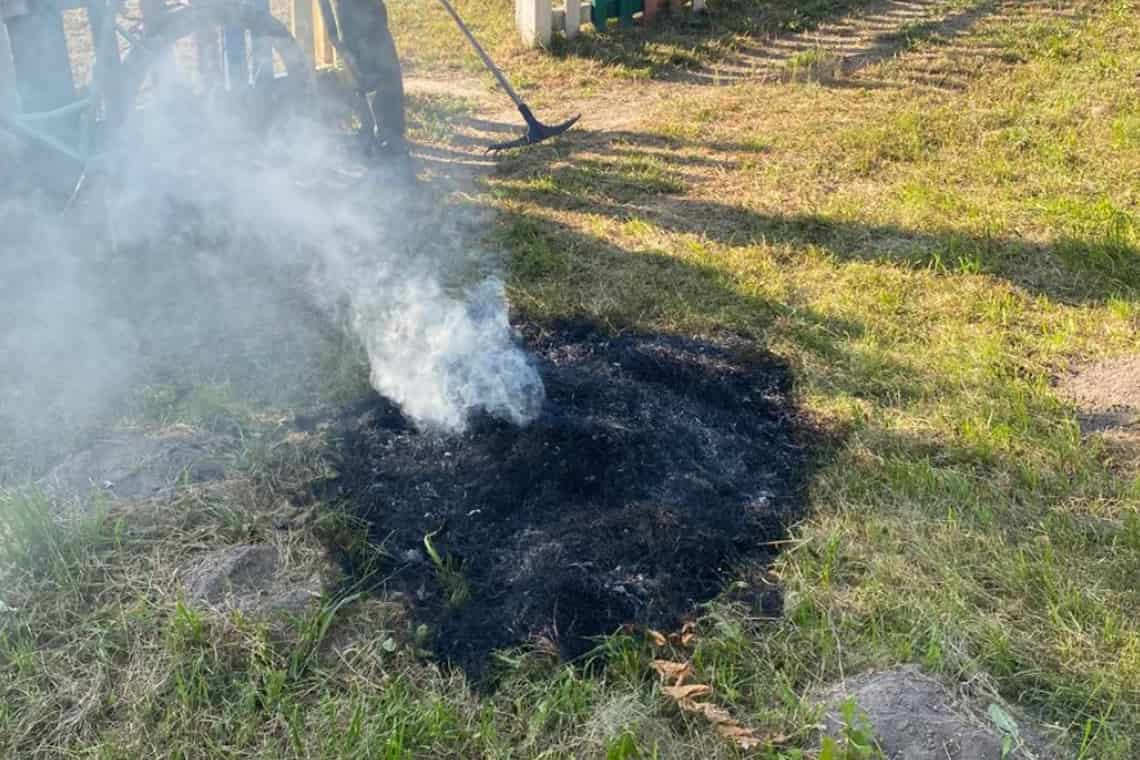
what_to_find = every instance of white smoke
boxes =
[350,275,544,430]
[123,61,545,432]
[1,55,543,482]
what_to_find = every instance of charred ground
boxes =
[324,322,812,675]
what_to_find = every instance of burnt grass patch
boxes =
[324,322,813,676]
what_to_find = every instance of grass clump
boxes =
[0,492,97,584]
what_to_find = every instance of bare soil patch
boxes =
[820,666,1060,759]
[1058,356,1140,469]
[1060,356,1140,431]
[324,321,812,675]
[38,428,230,512]
[183,543,325,621]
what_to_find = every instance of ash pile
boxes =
[330,322,811,674]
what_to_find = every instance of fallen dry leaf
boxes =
[716,723,764,750]
[678,699,732,722]
[650,659,692,685]
[673,695,770,751]
[647,629,668,647]
[672,620,699,648]
[662,683,712,701]
[654,652,771,751]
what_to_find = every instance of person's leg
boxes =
[332,0,406,148]
[363,0,405,147]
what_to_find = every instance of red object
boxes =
[643,0,661,23]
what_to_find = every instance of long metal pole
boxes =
[434,0,525,110]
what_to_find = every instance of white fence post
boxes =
[516,0,707,47]
[564,0,580,39]
[516,0,551,48]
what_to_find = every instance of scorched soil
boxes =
[324,322,812,675]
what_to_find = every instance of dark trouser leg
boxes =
[332,0,406,146]
[364,55,404,146]
[365,0,405,145]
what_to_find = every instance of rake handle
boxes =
[434,0,526,111]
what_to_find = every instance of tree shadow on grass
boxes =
[686,0,1011,89]
[542,0,885,79]
[476,124,1140,306]
[495,207,953,411]
[539,0,1018,94]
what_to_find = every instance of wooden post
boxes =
[564,0,579,38]
[516,0,551,48]
[0,18,18,112]
[291,0,336,68]
[313,10,334,68]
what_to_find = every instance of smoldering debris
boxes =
[326,322,812,676]
[108,75,545,433]
[1,67,542,483]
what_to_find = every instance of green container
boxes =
[591,0,643,31]
[619,0,638,27]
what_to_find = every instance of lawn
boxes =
[1,0,1138,757]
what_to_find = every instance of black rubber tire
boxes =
[108,2,315,133]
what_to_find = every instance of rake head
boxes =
[488,104,581,153]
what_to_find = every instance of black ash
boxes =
[327,322,811,675]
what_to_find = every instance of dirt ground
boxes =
[1058,356,1140,470]
[819,666,1060,759]
[38,428,230,511]
[326,321,812,675]
[182,543,326,622]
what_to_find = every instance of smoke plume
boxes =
[0,56,543,480]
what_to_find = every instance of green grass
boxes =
[489,0,1138,754]
[2,0,1139,757]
